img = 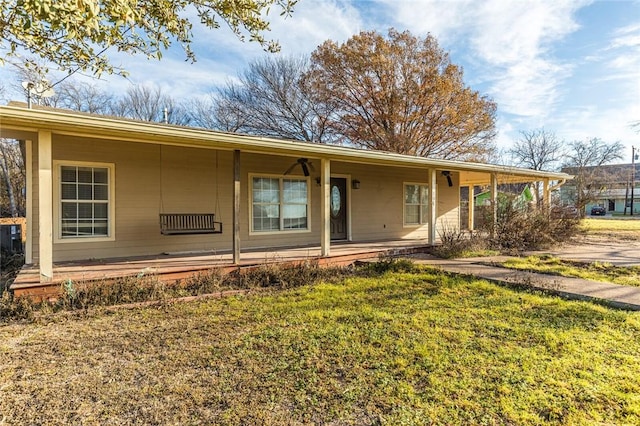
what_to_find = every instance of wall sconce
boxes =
[352,179,361,190]
[315,177,321,186]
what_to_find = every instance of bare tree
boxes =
[111,84,190,125]
[52,81,115,114]
[509,129,565,205]
[187,92,247,132]
[0,139,25,217]
[561,138,624,214]
[206,56,333,141]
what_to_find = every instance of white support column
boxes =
[232,150,241,265]
[428,168,437,245]
[543,178,551,212]
[467,185,475,231]
[37,131,53,282]
[25,140,33,264]
[320,159,331,256]
[490,173,498,238]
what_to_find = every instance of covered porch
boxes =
[0,104,572,298]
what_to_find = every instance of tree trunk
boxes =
[0,143,19,217]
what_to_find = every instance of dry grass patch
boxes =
[1,267,639,425]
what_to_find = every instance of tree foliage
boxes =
[204,56,332,141]
[561,138,624,213]
[303,29,497,160]
[0,0,296,76]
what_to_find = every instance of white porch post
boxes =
[25,139,33,264]
[543,178,551,212]
[232,150,241,265]
[490,173,498,238]
[320,158,331,256]
[37,131,53,282]
[467,185,475,231]
[428,168,437,245]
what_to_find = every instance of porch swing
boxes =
[158,147,223,235]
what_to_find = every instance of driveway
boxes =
[536,234,640,266]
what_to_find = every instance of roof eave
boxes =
[0,104,572,181]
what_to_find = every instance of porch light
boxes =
[352,179,361,189]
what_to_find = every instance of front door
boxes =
[330,177,347,240]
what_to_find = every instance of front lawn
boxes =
[582,218,640,238]
[499,255,640,287]
[1,268,639,425]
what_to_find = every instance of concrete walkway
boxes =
[409,254,640,311]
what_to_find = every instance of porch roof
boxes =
[0,103,572,185]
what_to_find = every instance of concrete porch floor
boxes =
[11,239,431,298]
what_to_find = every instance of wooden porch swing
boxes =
[158,147,223,235]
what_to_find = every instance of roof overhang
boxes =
[0,104,572,186]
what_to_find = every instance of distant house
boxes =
[561,163,640,215]
[0,103,571,293]
[475,185,534,207]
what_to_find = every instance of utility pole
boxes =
[632,146,637,216]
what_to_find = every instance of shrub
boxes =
[482,199,581,254]
[360,255,418,275]
[232,260,351,289]
[0,291,35,323]
[1,258,420,322]
[432,224,491,259]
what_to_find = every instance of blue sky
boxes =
[3,0,640,162]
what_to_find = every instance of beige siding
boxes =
[436,171,461,239]
[331,162,427,241]
[52,137,235,261]
[42,136,460,262]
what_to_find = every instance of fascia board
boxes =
[0,105,572,181]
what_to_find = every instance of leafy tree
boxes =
[508,129,564,205]
[1,0,296,77]
[204,56,332,141]
[561,138,624,214]
[303,29,497,160]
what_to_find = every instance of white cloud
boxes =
[363,0,592,120]
[271,0,363,53]
[467,0,589,119]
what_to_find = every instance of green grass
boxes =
[2,268,639,425]
[500,255,640,287]
[582,218,640,233]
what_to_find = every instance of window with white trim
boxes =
[404,183,429,225]
[252,177,308,232]
[60,164,112,238]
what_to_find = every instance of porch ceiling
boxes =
[459,170,559,186]
[0,103,572,183]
